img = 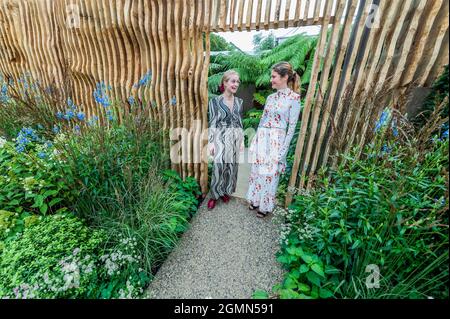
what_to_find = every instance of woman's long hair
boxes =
[272,61,301,96]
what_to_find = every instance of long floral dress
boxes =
[246,87,301,213]
[208,95,244,200]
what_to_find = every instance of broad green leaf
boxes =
[319,288,334,299]
[298,283,311,293]
[299,264,309,273]
[306,271,321,286]
[311,263,325,278]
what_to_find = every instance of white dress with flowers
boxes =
[246,88,301,213]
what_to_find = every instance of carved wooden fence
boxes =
[0,0,448,200]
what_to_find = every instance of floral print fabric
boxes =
[246,87,301,213]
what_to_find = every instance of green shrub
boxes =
[277,125,449,299]
[0,214,106,298]
[0,132,76,215]
[0,213,151,299]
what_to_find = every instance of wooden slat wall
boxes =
[0,0,210,193]
[285,0,449,206]
[209,0,334,31]
[0,0,448,198]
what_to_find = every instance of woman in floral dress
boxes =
[246,62,302,217]
[207,70,244,210]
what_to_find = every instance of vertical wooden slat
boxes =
[285,0,333,206]
[303,0,311,24]
[200,32,211,194]
[283,0,292,28]
[255,0,263,30]
[389,0,428,91]
[399,0,445,93]
[229,0,236,31]
[273,0,282,29]
[328,0,389,167]
[293,0,302,27]
[354,0,408,157]
[313,0,358,169]
[418,2,449,86]
[237,0,245,31]
[245,0,254,31]
[295,0,335,190]
[219,0,227,31]
[174,0,183,176]
[303,0,347,187]
[264,0,272,30]
[313,0,322,22]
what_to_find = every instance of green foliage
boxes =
[253,32,277,53]
[0,73,63,139]
[0,213,151,299]
[208,34,318,98]
[280,129,449,299]
[0,136,77,216]
[57,111,169,219]
[0,214,106,298]
[210,34,235,52]
[273,245,338,299]
[242,108,263,147]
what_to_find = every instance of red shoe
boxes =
[222,195,230,203]
[207,199,217,210]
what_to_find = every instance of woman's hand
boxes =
[209,144,215,157]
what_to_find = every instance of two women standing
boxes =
[207,62,301,217]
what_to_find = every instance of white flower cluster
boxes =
[9,236,146,299]
[100,236,140,276]
[12,283,40,299]
[0,136,6,148]
[118,279,139,299]
[273,207,296,246]
[273,207,318,246]
[9,248,97,299]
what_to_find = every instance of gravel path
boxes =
[146,196,285,299]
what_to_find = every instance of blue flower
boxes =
[52,125,60,134]
[0,80,8,103]
[391,120,398,137]
[374,111,389,133]
[171,96,177,106]
[442,129,449,139]
[105,109,114,121]
[67,97,76,110]
[128,96,135,105]
[45,141,53,148]
[64,110,75,120]
[77,112,86,121]
[381,144,391,154]
[134,71,152,88]
[56,111,64,119]
[15,127,39,153]
[93,82,111,107]
[37,152,47,159]
[74,125,81,132]
[15,144,25,153]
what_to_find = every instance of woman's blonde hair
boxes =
[272,61,301,95]
[219,70,240,93]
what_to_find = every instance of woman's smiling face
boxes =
[224,74,240,94]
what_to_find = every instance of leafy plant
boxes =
[277,110,449,299]
[0,132,76,216]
